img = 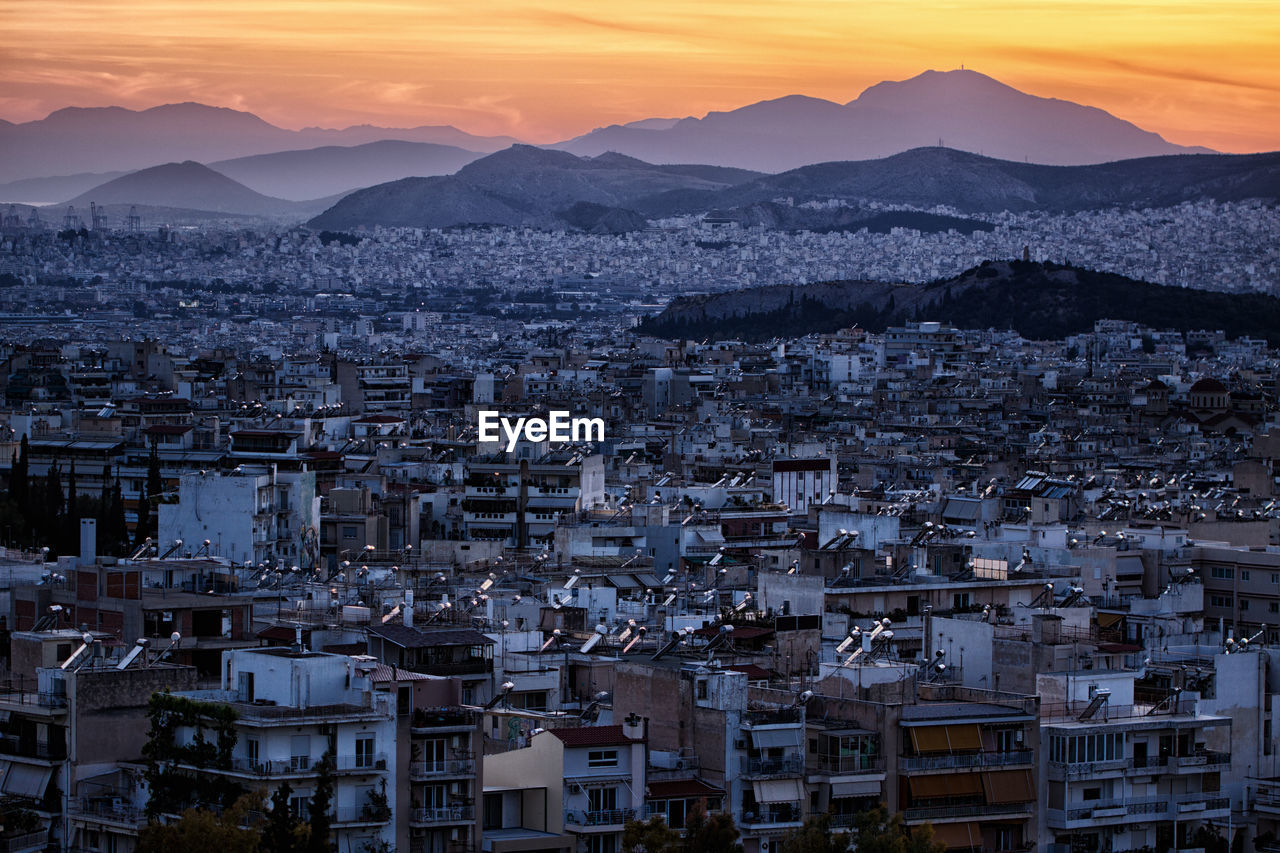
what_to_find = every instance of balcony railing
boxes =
[812,755,885,775]
[409,759,475,779]
[904,801,1033,822]
[1050,792,1230,825]
[565,808,638,827]
[333,804,391,824]
[68,798,144,825]
[741,805,803,826]
[741,755,804,777]
[223,754,388,775]
[0,831,48,853]
[411,806,474,825]
[899,750,1033,772]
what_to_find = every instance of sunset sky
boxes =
[2,0,1277,151]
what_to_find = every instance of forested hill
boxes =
[636,260,1280,344]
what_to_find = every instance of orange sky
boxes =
[1,0,1278,151]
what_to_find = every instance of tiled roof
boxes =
[550,725,641,747]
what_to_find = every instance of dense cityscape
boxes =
[2,7,1280,851]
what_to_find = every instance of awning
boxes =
[908,773,982,799]
[909,723,981,754]
[1097,612,1124,628]
[751,726,803,750]
[752,779,803,804]
[2,763,52,799]
[830,779,881,798]
[931,822,981,850]
[982,769,1034,804]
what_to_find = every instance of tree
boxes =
[839,806,944,853]
[682,802,741,853]
[136,794,261,853]
[622,814,681,853]
[779,813,850,853]
[42,461,62,552]
[305,751,335,853]
[9,435,28,509]
[260,781,307,853]
[64,460,78,554]
[136,442,162,547]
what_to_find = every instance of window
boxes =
[1271,573,1279,585]
[289,795,311,820]
[342,526,358,539]
[1242,599,1251,611]
[355,735,376,768]
[587,749,618,768]
[588,787,618,812]
[290,735,311,771]
[1269,602,1278,614]
[1243,571,1251,581]
[1211,566,1235,580]
[1049,732,1123,764]
[697,680,708,700]
[245,738,259,769]
[1210,595,1234,608]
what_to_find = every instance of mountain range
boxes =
[556,70,1212,171]
[0,69,1223,193]
[309,145,1280,231]
[61,161,338,219]
[0,102,518,185]
[308,147,762,231]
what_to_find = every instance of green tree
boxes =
[136,442,162,547]
[64,460,78,555]
[260,781,307,853]
[136,795,261,853]
[682,802,741,853]
[42,461,62,553]
[622,814,681,853]
[9,435,28,512]
[779,812,850,853]
[305,751,335,853]
[840,806,944,853]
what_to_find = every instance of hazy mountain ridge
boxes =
[0,68,1228,185]
[0,102,516,184]
[308,145,758,230]
[61,161,333,218]
[558,69,1213,171]
[207,140,486,200]
[637,260,1280,344]
[311,145,1280,231]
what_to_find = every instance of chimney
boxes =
[80,518,97,563]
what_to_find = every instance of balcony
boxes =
[564,808,639,828]
[741,804,803,828]
[811,755,885,776]
[409,758,475,779]
[0,831,47,853]
[68,797,144,827]
[411,708,479,732]
[899,750,1033,773]
[411,805,474,826]
[1170,751,1231,772]
[903,801,1033,822]
[1046,792,1230,829]
[333,804,391,825]
[741,755,804,778]
[221,753,388,776]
